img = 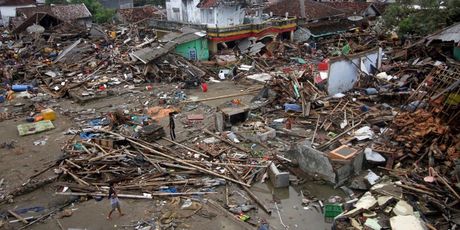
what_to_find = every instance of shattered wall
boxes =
[287,141,336,183]
[165,0,245,27]
[327,48,381,95]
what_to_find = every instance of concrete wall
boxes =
[0,5,35,26]
[166,0,245,27]
[184,0,202,24]
[213,5,245,27]
[327,48,381,95]
[288,141,364,186]
[287,141,336,183]
[166,0,183,21]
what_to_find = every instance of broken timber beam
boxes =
[99,129,251,187]
[181,90,260,104]
[161,137,209,158]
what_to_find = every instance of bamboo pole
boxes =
[161,137,209,158]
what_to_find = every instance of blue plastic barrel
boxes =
[12,85,31,92]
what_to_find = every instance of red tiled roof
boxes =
[265,0,345,20]
[17,4,91,21]
[117,6,165,23]
[197,0,219,8]
[0,0,35,6]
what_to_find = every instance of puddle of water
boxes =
[250,181,345,230]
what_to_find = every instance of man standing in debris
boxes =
[169,112,176,140]
[107,182,124,220]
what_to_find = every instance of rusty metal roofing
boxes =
[197,0,245,8]
[322,2,378,15]
[17,3,91,21]
[117,5,165,23]
[197,0,219,8]
[0,0,35,6]
[265,0,345,20]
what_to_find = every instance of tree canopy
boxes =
[383,0,460,36]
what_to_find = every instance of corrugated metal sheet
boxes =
[132,30,206,64]
[426,23,460,45]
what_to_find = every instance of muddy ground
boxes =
[0,80,343,229]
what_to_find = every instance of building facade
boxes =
[166,0,245,27]
[0,0,36,26]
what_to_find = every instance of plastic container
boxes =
[12,85,32,92]
[41,108,56,121]
[201,83,208,92]
[324,203,343,222]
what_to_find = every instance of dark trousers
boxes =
[170,127,176,140]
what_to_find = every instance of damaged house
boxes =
[151,0,296,54]
[16,3,92,28]
[0,0,36,26]
[265,0,371,38]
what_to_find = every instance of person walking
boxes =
[169,112,176,140]
[107,183,124,220]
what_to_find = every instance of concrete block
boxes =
[287,141,336,183]
[268,162,289,188]
[232,125,276,143]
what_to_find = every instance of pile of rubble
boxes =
[0,9,459,230]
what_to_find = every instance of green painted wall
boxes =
[175,38,209,61]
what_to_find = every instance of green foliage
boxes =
[45,0,115,23]
[45,0,68,4]
[383,0,459,36]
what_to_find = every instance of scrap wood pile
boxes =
[0,24,209,106]
[51,110,277,214]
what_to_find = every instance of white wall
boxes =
[166,0,183,21]
[0,5,35,26]
[184,0,202,24]
[165,0,245,27]
[327,49,381,95]
[214,5,244,27]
